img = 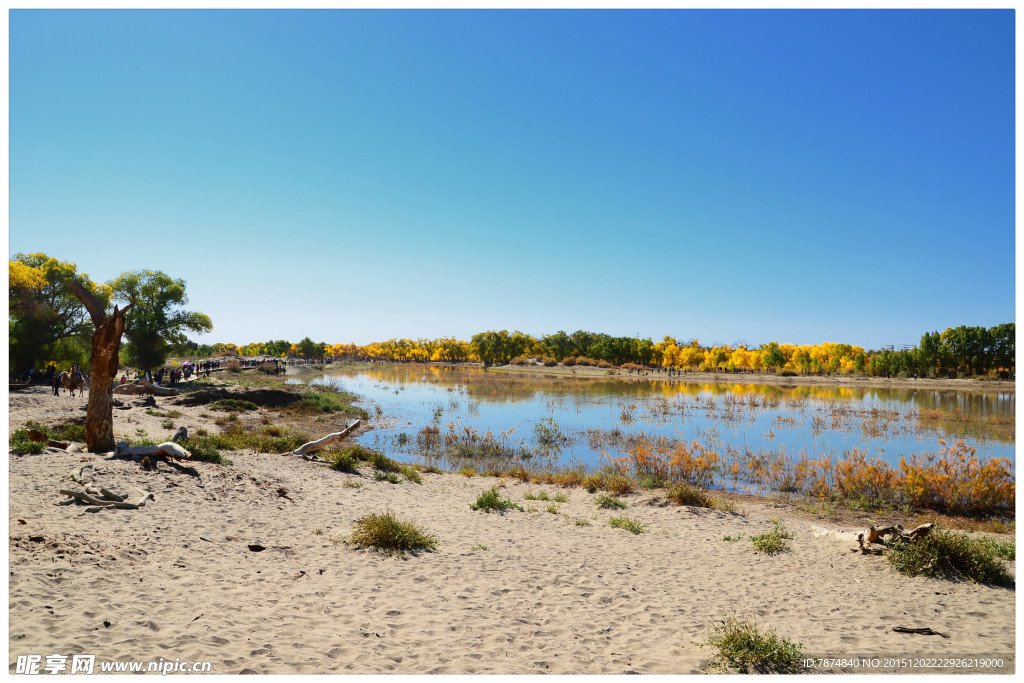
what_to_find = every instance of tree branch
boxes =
[69,280,133,326]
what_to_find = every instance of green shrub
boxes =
[470,487,523,513]
[50,423,86,442]
[184,438,233,465]
[608,515,646,534]
[595,494,627,510]
[291,390,368,418]
[327,450,361,472]
[374,471,402,484]
[637,473,665,489]
[349,510,438,556]
[211,398,258,412]
[884,528,1015,587]
[977,537,1015,560]
[9,429,45,455]
[702,615,805,673]
[751,520,793,555]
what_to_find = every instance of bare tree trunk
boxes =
[70,281,132,452]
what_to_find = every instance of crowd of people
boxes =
[18,355,340,397]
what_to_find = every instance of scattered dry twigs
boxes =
[287,420,361,459]
[57,463,154,512]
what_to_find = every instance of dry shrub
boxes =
[609,436,721,489]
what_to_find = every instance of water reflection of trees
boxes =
[333,365,1015,446]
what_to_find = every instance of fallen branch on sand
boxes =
[113,380,179,396]
[115,441,192,461]
[57,464,155,511]
[287,420,362,458]
[855,523,934,554]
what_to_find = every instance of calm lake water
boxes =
[288,365,1015,478]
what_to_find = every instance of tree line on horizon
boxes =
[9,253,1013,380]
[187,326,1014,380]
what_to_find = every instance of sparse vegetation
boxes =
[884,528,1015,587]
[183,437,233,465]
[470,487,523,513]
[211,398,258,412]
[9,428,46,454]
[751,520,793,555]
[524,490,570,503]
[702,615,805,674]
[348,510,438,556]
[608,515,647,534]
[595,494,627,510]
[666,482,715,508]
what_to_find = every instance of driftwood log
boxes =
[113,380,179,397]
[857,523,934,554]
[115,441,192,461]
[287,420,361,458]
[57,464,154,511]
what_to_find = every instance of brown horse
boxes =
[59,371,86,397]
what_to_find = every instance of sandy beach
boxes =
[8,380,1015,674]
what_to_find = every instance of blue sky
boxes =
[8,9,1015,349]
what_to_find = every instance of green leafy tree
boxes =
[761,342,785,372]
[8,253,111,374]
[110,270,213,375]
[262,339,292,358]
[297,336,326,359]
[541,331,573,362]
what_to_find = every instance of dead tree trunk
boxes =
[70,281,132,452]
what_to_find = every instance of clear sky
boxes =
[8,8,1015,350]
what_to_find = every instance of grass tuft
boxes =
[349,510,438,556]
[751,520,793,555]
[667,482,716,508]
[595,494,627,510]
[608,515,647,534]
[702,615,805,673]
[470,487,524,513]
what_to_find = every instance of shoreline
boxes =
[8,376,1015,674]
[306,360,1015,393]
[475,363,1015,393]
